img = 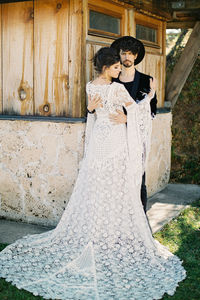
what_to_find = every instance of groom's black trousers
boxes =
[141,173,147,214]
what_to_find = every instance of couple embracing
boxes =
[0,36,186,300]
[87,36,157,214]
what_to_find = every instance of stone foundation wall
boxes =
[0,112,172,225]
[0,120,85,226]
[146,111,172,197]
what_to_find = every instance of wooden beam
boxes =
[167,20,197,29]
[119,0,171,20]
[165,21,200,108]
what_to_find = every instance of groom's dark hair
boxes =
[92,47,120,74]
[116,38,140,55]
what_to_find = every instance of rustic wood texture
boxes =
[89,0,125,14]
[127,8,135,37]
[1,0,167,118]
[161,21,166,107]
[167,21,198,29]
[81,0,87,117]
[68,0,85,118]
[34,0,69,117]
[2,1,34,115]
[115,0,170,20]
[0,5,2,114]
[86,43,106,84]
[166,21,200,108]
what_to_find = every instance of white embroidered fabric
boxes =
[0,82,186,300]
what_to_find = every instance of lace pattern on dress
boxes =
[0,81,186,300]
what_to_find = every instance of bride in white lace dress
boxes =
[0,47,186,300]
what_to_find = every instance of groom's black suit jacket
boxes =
[112,69,157,116]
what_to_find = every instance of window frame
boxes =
[135,14,162,49]
[136,23,158,45]
[88,3,124,39]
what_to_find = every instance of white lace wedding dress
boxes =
[0,82,186,300]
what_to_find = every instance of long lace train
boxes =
[0,82,186,299]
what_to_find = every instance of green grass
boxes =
[0,200,200,299]
[153,199,200,300]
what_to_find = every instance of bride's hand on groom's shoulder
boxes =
[87,94,103,112]
[149,77,157,99]
[150,77,156,91]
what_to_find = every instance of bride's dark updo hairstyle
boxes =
[93,47,120,74]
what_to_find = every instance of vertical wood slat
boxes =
[161,21,166,107]
[81,0,87,117]
[68,0,84,118]
[86,43,103,84]
[0,5,2,114]
[86,43,95,84]
[34,0,69,117]
[2,1,34,115]
[127,8,135,37]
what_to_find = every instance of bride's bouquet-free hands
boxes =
[148,77,157,100]
[87,94,103,113]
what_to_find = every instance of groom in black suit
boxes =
[110,36,157,214]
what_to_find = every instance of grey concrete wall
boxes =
[0,112,172,226]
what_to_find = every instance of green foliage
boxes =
[167,30,200,184]
[0,280,43,300]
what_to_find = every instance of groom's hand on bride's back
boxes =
[109,109,127,124]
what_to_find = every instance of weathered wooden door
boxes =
[1,0,69,116]
[2,1,34,115]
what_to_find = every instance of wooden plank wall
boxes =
[34,0,69,117]
[2,1,34,115]
[68,0,85,117]
[0,0,166,117]
[0,0,77,117]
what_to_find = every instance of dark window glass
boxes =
[89,10,120,35]
[136,24,157,43]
